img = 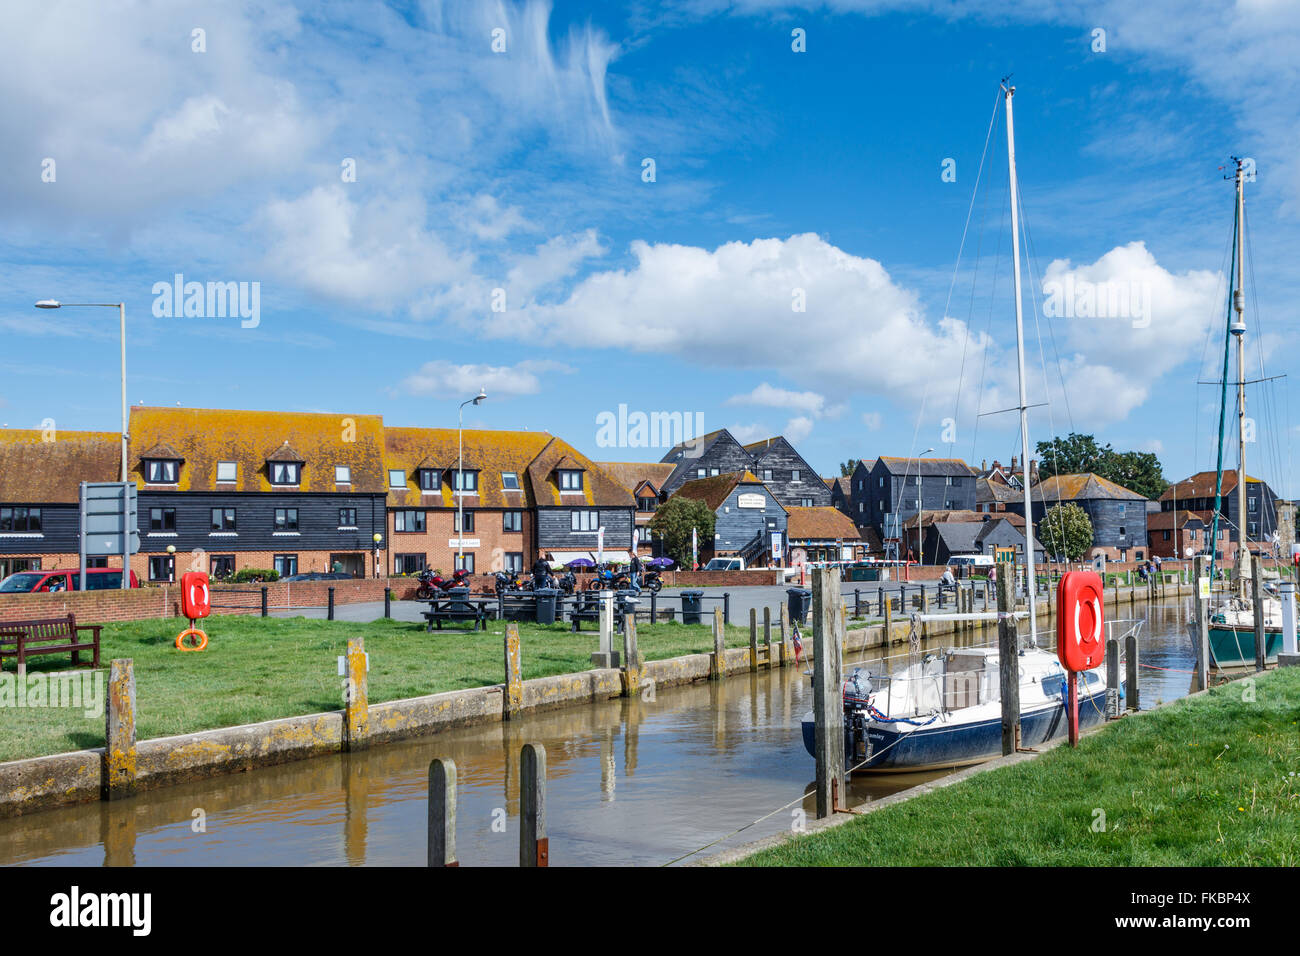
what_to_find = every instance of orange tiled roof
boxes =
[1032,472,1146,502]
[786,506,861,541]
[0,429,121,503]
[597,461,675,497]
[1159,470,1264,501]
[527,437,635,509]
[129,406,387,493]
[384,426,553,509]
[673,470,765,512]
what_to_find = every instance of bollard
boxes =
[504,622,523,719]
[812,567,845,818]
[883,591,893,645]
[427,758,458,867]
[261,586,268,618]
[1105,637,1121,718]
[328,586,336,621]
[1126,633,1140,712]
[650,589,657,622]
[384,587,392,619]
[763,605,774,669]
[621,614,640,697]
[520,743,548,867]
[103,659,137,801]
[749,607,759,673]
[343,636,369,751]
[996,572,1019,755]
[592,591,618,668]
[854,588,861,616]
[877,586,884,617]
[723,592,731,625]
[710,606,726,680]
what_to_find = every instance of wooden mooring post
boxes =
[427,758,458,866]
[504,622,523,718]
[710,605,726,680]
[763,606,776,668]
[621,614,640,696]
[779,603,792,666]
[343,636,369,752]
[104,659,137,801]
[1105,638,1121,718]
[995,571,1019,756]
[749,607,760,672]
[520,743,548,867]
[1126,632,1140,712]
[812,566,845,818]
[1194,555,1211,690]
[1252,554,1267,674]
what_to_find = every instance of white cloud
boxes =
[395,359,572,398]
[862,411,883,430]
[727,422,775,445]
[783,415,815,444]
[726,383,831,417]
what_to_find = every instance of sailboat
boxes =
[1197,157,1290,669]
[801,82,1116,772]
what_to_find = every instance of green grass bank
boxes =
[1,614,752,762]
[736,666,1300,866]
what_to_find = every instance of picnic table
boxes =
[423,593,493,631]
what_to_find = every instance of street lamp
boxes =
[457,389,486,570]
[373,533,383,579]
[916,448,934,566]
[38,299,129,589]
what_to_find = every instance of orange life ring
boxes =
[176,627,208,651]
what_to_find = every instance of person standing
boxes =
[532,554,552,590]
[629,552,641,591]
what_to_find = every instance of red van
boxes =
[0,568,141,593]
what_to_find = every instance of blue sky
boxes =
[2,0,1298,495]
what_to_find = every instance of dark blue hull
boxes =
[802,686,1117,772]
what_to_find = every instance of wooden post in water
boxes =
[996,571,1020,756]
[104,659,137,801]
[763,606,774,669]
[1125,633,1140,712]
[920,587,929,642]
[343,636,369,752]
[710,605,726,680]
[519,743,548,867]
[749,607,759,673]
[1194,555,1211,689]
[427,758,458,867]
[621,614,640,696]
[504,622,523,719]
[780,603,791,666]
[1105,638,1121,718]
[883,590,893,646]
[812,566,845,818]
[1249,553,1266,673]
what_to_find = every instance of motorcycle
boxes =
[494,570,528,597]
[416,567,472,600]
[640,568,664,593]
[585,564,632,591]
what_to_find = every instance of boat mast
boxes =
[1232,158,1250,589]
[1003,81,1038,647]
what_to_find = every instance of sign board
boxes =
[1198,576,1211,600]
[771,531,784,560]
[79,481,138,592]
[737,493,766,509]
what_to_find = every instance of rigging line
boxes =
[969,147,1009,464]
[948,88,1004,459]
[1208,195,1239,583]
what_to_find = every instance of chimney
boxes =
[1010,455,1018,472]
[981,458,988,472]
[1029,458,1039,483]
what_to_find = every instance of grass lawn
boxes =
[737,667,1300,866]
[0,612,754,763]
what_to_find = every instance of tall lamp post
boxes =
[37,299,129,588]
[373,533,383,579]
[457,389,487,571]
[916,447,934,566]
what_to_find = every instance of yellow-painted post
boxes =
[103,659,137,801]
[344,636,369,751]
[884,592,893,646]
[504,622,523,718]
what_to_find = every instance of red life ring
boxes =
[1056,570,1104,671]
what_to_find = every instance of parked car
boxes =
[0,568,141,593]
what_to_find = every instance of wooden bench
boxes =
[0,614,102,678]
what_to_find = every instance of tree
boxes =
[1039,502,1094,561]
[839,459,858,477]
[649,496,716,568]
[1035,432,1169,499]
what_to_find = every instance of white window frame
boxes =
[216,461,237,482]
[389,469,406,489]
[335,465,351,484]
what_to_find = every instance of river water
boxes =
[0,598,1202,867]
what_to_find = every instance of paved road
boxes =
[270,579,1002,626]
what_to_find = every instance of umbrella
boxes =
[566,558,596,568]
[646,557,675,568]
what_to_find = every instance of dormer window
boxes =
[559,469,583,492]
[145,459,179,483]
[216,461,237,483]
[269,462,301,485]
[502,471,520,491]
[335,465,351,484]
[452,469,478,493]
[418,468,440,492]
[388,470,406,489]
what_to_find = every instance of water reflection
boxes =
[0,599,1202,867]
